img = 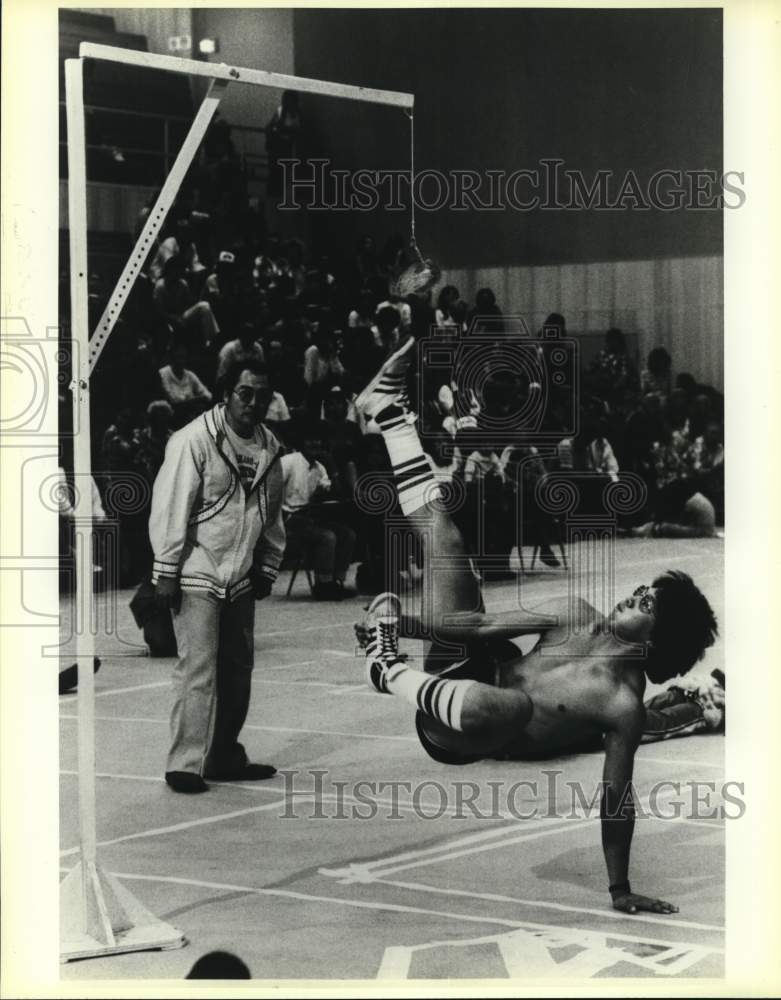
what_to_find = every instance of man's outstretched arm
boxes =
[601,700,679,915]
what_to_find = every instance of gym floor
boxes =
[59,536,724,981]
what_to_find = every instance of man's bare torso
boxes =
[491,600,646,755]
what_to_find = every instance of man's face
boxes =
[224,370,272,437]
[611,584,657,644]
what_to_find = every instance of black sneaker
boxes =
[334,581,357,599]
[312,581,345,601]
[165,771,209,794]
[207,763,277,782]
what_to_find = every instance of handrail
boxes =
[58,99,268,134]
[60,99,268,182]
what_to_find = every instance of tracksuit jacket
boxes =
[149,404,285,602]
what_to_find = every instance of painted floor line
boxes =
[340,821,592,881]
[94,680,170,698]
[57,865,723,954]
[59,713,418,742]
[58,769,284,794]
[59,796,290,857]
[320,819,580,882]
[374,876,724,935]
[58,770,518,823]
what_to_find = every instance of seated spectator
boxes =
[502,443,561,568]
[676,372,724,416]
[463,445,514,580]
[153,255,220,367]
[149,217,206,283]
[102,406,140,471]
[281,419,356,600]
[158,341,213,428]
[267,337,306,408]
[303,328,346,415]
[375,296,412,330]
[557,420,624,524]
[323,387,362,498]
[264,386,291,425]
[201,250,240,331]
[216,321,266,385]
[689,391,715,441]
[584,420,620,482]
[56,458,108,591]
[586,327,639,415]
[370,304,402,351]
[353,234,380,289]
[468,287,504,334]
[464,445,505,485]
[347,289,376,329]
[689,419,724,477]
[641,347,673,400]
[101,407,146,585]
[688,419,724,524]
[135,400,174,487]
[130,401,175,620]
[665,387,693,458]
[631,491,716,539]
[434,285,461,328]
[623,391,666,481]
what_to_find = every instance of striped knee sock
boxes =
[375,406,441,516]
[383,659,475,732]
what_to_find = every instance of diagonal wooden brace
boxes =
[87,77,229,375]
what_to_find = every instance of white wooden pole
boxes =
[88,79,229,374]
[59,42,413,962]
[61,57,185,961]
[79,42,414,109]
[63,56,105,939]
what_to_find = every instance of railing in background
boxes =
[59,101,268,187]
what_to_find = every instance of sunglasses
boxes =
[232,386,270,405]
[632,585,656,615]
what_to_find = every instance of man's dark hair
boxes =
[186,950,251,979]
[376,305,401,329]
[647,346,672,374]
[605,327,626,353]
[648,571,718,679]
[221,358,270,395]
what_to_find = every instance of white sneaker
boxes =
[354,336,416,419]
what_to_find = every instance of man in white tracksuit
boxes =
[150,359,285,793]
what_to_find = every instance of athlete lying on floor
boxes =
[352,334,719,916]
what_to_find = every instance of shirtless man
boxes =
[353,335,718,916]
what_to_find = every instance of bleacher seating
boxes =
[59,9,193,186]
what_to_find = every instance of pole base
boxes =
[60,861,186,963]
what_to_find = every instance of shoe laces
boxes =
[377,617,399,658]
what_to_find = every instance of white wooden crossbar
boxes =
[79,42,415,109]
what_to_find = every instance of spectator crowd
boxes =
[57,111,725,622]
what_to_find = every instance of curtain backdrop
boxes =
[439,256,723,389]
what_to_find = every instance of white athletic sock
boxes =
[383,659,474,732]
[376,410,441,516]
